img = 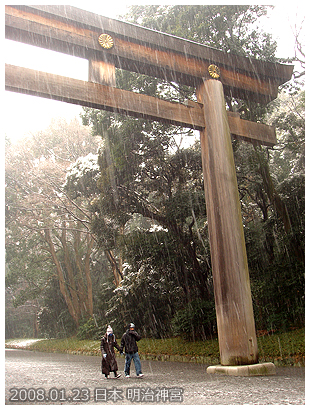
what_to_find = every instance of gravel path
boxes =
[5,349,305,405]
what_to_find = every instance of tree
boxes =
[127,5,275,56]
[82,109,212,302]
[5,119,102,329]
[82,5,295,337]
[234,86,305,331]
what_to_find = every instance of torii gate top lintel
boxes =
[6,5,293,101]
[6,5,293,147]
[20,5,292,77]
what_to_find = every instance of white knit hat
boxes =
[107,325,113,334]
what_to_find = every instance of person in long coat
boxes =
[100,325,122,378]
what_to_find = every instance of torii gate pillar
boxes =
[197,78,275,375]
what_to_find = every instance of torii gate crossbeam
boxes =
[5,5,293,375]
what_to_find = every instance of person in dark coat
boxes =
[100,325,122,379]
[120,323,144,378]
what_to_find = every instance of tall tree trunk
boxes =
[84,234,94,316]
[60,225,81,323]
[255,147,291,232]
[73,228,88,316]
[43,229,80,326]
[106,249,123,286]
[255,148,304,262]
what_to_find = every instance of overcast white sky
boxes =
[3,1,306,143]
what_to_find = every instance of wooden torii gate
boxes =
[5,5,293,375]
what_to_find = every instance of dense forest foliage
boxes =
[5,5,304,341]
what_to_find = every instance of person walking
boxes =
[100,325,122,379]
[120,323,144,378]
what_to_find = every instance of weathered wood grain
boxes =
[5,64,205,130]
[197,78,259,366]
[89,58,116,87]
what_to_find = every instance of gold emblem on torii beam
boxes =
[208,64,220,79]
[98,34,114,49]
